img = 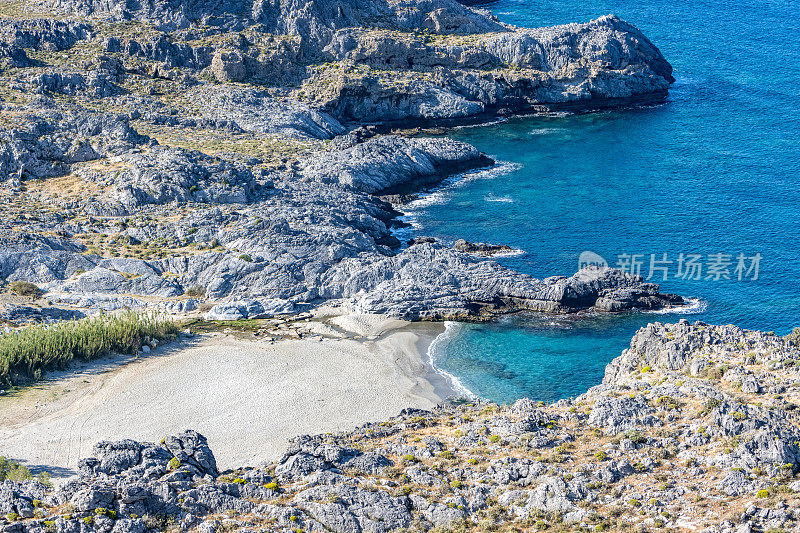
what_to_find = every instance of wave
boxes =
[402,160,521,212]
[645,297,708,315]
[539,111,574,118]
[529,127,565,136]
[488,247,526,258]
[451,117,509,130]
[484,194,514,203]
[427,321,477,399]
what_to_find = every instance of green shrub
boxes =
[653,395,679,410]
[489,435,501,443]
[0,312,179,386]
[37,471,52,487]
[185,285,205,298]
[784,327,800,346]
[403,454,417,463]
[594,451,608,461]
[756,489,770,498]
[238,254,252,262]
[0,456,32,482]
[8,280,43,298]
[168,458,181,470]
[264,482,279,490]
[95,508,116,519]
[623,430,647,444]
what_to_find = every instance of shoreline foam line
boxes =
[426,321,477,399]
[393,159,521,245]
[645,297,708,315]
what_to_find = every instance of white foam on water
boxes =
[484,194,514,203]
[451,117,509,130]
[392,160,521,251]
[488,248,526,258]
[403,160,521,212]
[427,321,477,399]
[529,128,564,136]
[539,111,574,118]
[645,297,708,315]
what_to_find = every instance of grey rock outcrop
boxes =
[0,109,151,181]
[299,135,493,193]
[187,86,345,140]
[40,0,504,44]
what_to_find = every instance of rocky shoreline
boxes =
[0,0,680,324]
[2,321,799,532]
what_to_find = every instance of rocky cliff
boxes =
[0,0,677,321]
[2,321,799,532]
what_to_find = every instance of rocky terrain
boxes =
[2,320,799,532]
[0,0,680,322]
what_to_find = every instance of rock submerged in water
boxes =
[453,238,514,256]
[4,321,799,532]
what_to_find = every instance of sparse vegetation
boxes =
[785,327,800,346]
[0,456,32,482]
[185,285,206,298]
[7,280,43,298]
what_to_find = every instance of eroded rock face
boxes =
[186,86,346,140]
[40,0,504,41]
[315,14,673,124]
[298,135,493,194]
[320,250,683,320]
[4,323,800,532]
[0,109,151,181]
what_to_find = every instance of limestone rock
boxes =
[298,135,493,194]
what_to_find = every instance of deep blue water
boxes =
[411,0,800,404]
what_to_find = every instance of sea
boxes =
[405,0,800,404]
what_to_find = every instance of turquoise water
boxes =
[412,0,800,404]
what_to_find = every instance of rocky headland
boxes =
[0,0,680,323]
[2,321,800,532]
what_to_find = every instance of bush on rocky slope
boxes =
[0,457,32,483]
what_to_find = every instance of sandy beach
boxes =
[0,314,452,477]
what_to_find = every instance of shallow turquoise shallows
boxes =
[410,0,800,404]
